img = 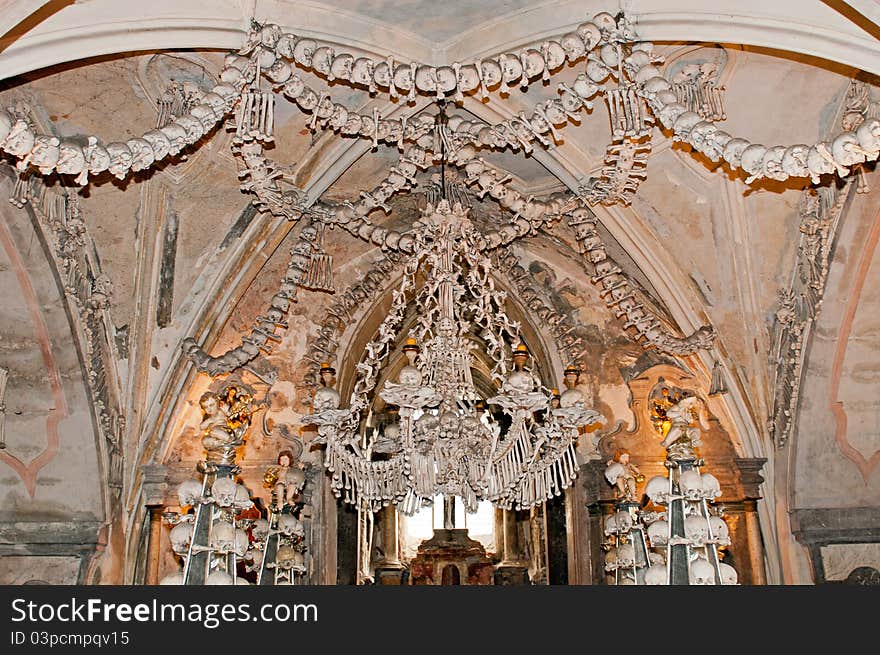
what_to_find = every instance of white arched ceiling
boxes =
[1,0,879,80]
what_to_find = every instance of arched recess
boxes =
[0,174,106,584]
[308,249,575,584]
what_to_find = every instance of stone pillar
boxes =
[494,508,505,558]
[373,506,405,584]
[495,509,529,584]
[144,506,164,585]
[734,457,767,585]
[578,459,608,585]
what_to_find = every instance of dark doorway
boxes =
[441,564,461,585]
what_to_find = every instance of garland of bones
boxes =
[2,12,877,379]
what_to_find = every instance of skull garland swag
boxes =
[303,201,603,515]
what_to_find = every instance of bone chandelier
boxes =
[304,198,602,513]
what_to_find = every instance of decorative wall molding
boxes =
[5,169,123,506]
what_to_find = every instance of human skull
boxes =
[292,38,317,66]
[276,33,297,59]
[781,144,810,178]
[414,65,438,93]
[251,518,270,542]
[1,117,36,156]
[856,117,880,158]
[709,515,730,546]
[758,145,786,181]
[498,53,523,89]
[644,564,667,585]
[576,23,601,53]
[592,11,617,37]
[689,558,716,585]
[647,519,669,546]
[275,545,305,571]
[585,58,610,84]
[235,484,253,509]
[28,135,60,174]
[278,514,304,538]
[646,475,670,505]
[634,64,662,85]
[656,102,687,129]
[688,120,717,152]
[543,41,566,71]
[105,141,133,180]
[703,130,732,162]
[351,58,374,88]
[311,46,334,78]
[190,103,218,132]
[722,137,750,168]
[126,137,155,172]
[740,143,768,180]
[456,64,480,93]
[700,472,721,500]
[282,74,306,101]
[673,110,702,141]
[398,365,423,386]
[435,66,457,95]
[642,75,672,95]
[521,49,545,81]
[211,477,238,507]
[177,480,202,507]
[807,143,836,181]
[215,519,249,555]
[297,88,319,112]
[479,59,502,89]
[684,515,710,545]
[173,114,204,143]
[142,129,171,162]
[211,522,236,553]
[169,520,194,555]
[393,64,414,92]
[312,385,340,411]
[678,469,703,501]
[212,83,239,104]
[329,103,349,130]
[611,510,633,534]
[604,546,619,571]
[160,122,188,155]
[719,562,738,585]
[831,131,866,166]
[331,53,355,82]
[617,543,635,568]
[622,50,651,79]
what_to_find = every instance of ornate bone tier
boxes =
[303,200,602,513]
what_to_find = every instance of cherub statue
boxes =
[199,386,253,466]
[659,395,709,461]
[263,449,306,512]
[604,448,644,503]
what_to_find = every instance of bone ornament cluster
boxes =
[0,76,243,184]
[183,224,322,375]
[581,137,652,206]
[490,249,587,367]
[564,207,716,356]
[301,253,403,388]
[245,12,632,104]
[638,65,880,184]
